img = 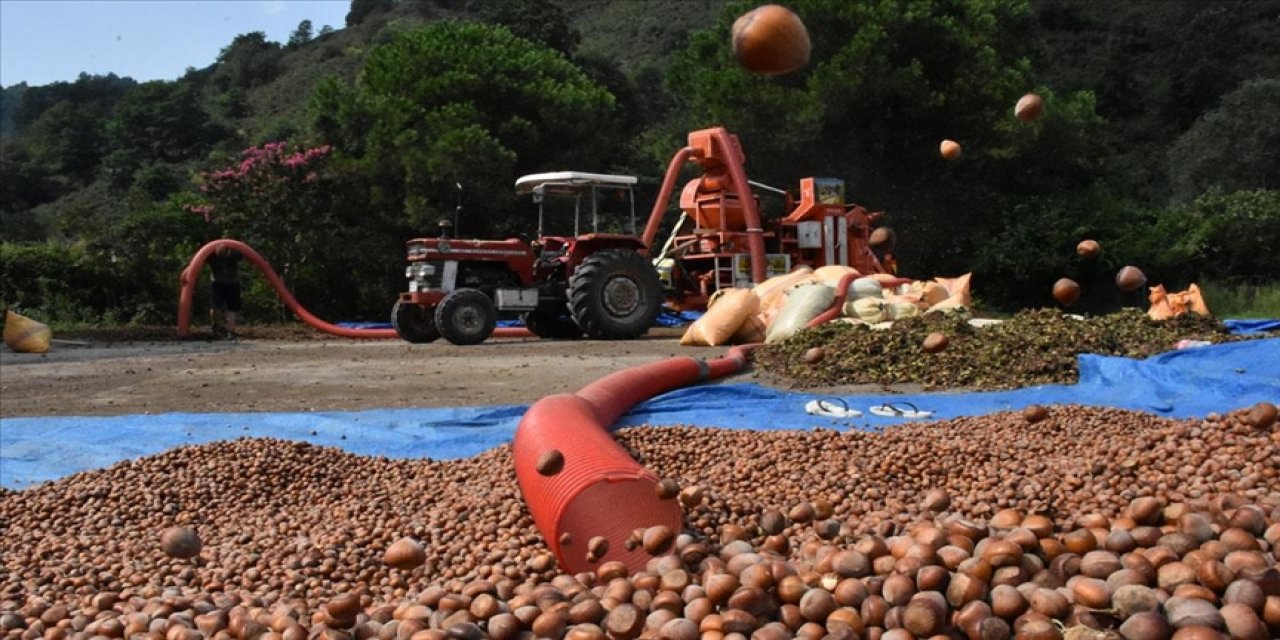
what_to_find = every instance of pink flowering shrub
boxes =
[185,141,334,289]
[187,141,331,221]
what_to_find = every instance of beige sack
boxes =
[753,268,817,310]
[4,309,52,354]
[925,294,969,315]
[911,282,952,307]
[766,284,836,343]
[813,265,859,282]
[869,273,901,284]
[886,300,921,320]
[844,297,889,324]
[934,273,973,306]
[731,313,767,344]
[681,288,760,346]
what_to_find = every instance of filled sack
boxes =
[753,267,816,311]
[934,273,973,306]
[813,265,859,282]
[4,309,52,354]
[681,288,759,346]
[731,313,768,344]
[925,294,969,315]
[1148,283,1211,320]
[844,297,890,324]
[766,284,835,343]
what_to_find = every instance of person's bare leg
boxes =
[225,311,237,333]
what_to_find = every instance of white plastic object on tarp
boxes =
[868,403,935,419]
[805,399,863,418]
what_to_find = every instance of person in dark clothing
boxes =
[208,246,243,336]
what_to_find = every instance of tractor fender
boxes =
[564,234,648,271]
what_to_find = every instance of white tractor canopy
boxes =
[515,171,638,195]
[515,172,640,236]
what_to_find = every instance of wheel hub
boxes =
[455,306,484,333]
[602,276,641,318]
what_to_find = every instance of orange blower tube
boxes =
[640,128,769,284]
[513,345,755,575]
[514,272,884,575]
[177,239,531,340]
[641,146,697,251]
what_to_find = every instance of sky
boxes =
[0,0,351,88]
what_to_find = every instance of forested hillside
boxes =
[1,0,1277,325]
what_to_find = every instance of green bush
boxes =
[1,200,208,324]
[0,241,116,322]
[974,188,1280,311]
[1198,280,1280,319]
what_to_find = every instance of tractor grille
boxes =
[405,261,443,292]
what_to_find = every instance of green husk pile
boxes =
[752,308,1253,390]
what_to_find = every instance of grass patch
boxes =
[1199,280,1280,318]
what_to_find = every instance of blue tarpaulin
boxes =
[336,309,703,331]
[1225,319,1280,335]
[2,338,1276,489]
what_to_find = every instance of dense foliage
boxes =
[1,0,1277,325]
[310,21,618,235]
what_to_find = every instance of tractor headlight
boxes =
[407,241,428,259]
[405,263,436,279]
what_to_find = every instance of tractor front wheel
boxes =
[569,248,663,339]
[392,300,440,344]
[435,289,497,345]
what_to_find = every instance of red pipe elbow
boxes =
[514,345,760,575]
[513,394,682,575]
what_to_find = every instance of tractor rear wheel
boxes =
[569,248,663,339]
[523,307,581,339]
[392,300,439,343]
[435,289,497,345]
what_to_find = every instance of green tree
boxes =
[664,0,1105,279]
[288,20,314,49]
[310,21,617,234]
[7,73,135,135]
[1168,79,1280,202]
[102,81,217,187]
[0,141,55,240]
[345,0,393,27]
[477,0,582,55]
[1031,0,1280,203]
[212,32,284,91]
[22,100,107,179]
[1141,189,1280,284]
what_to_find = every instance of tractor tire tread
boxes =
[568,248,662,339]
[392,300,439,344]
[435,289,497,346]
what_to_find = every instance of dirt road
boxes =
[0,329,731,417]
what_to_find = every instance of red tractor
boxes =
[393,126,897,345]
[393,172,664,345]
